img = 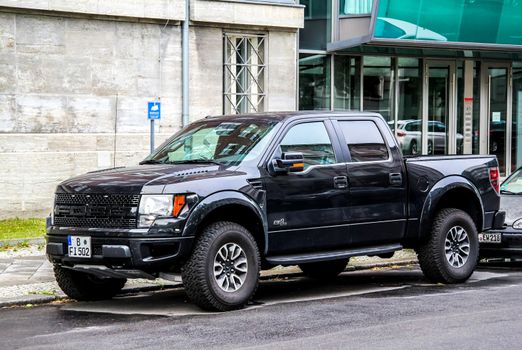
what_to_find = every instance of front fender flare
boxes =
[418,176,484,240]
[183,191,268,252]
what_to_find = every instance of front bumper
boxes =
[480,227,522,258]
[46,234,195,273]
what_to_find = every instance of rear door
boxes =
[264,119,351,254]
[333,117,408,245]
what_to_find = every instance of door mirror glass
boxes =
[271,152,305,174]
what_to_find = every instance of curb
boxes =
[0,282,182,308]
[0,259,418,308]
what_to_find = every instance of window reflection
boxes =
[396,58,422,155]
[299,54,331,110]
[334,56,361,111]
[512,64,522,172]
[340,0,373,15]
[363,56,394,122]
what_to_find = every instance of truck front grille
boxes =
[53,193,140,229]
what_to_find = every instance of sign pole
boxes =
[150,119,155,154]
[147,101,161,154]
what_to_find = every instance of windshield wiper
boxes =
[170,159,222,166]
[139,159,163,165]
[500,189,517,195]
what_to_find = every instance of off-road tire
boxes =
[416,208,478,284]
[53,265,126,301]
[181,221,260,311]
[299,258,350,280]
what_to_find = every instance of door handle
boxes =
[333,176,348,189]
[389,173,403,186]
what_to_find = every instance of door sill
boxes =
[265,243,403,265]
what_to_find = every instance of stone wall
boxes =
[0,1,303,218]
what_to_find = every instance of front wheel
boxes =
[53,265,126,301]
[416,208,478,284]
[181,221,260,311]
[299,258,349,280]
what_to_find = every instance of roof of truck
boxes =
[205,111,384,123]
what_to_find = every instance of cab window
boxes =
[339,120,389,162]
[279,122,336,169]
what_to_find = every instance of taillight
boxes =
[489,167,500,194]
[396,131,407,137]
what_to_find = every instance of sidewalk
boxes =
[0,247,418,307]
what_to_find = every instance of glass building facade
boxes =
[299,0,522,176]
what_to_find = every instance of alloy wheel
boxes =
[213,243,248,292]
[444,226,470,268]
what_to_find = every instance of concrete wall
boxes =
[0,1,303,218]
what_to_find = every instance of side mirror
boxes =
[271,152,305,174]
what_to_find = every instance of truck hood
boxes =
[56,164,242,194]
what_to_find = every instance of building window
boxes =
[363,56,394,122]
[334,55,361,111]
[299,0,332,50]
[224,34,266,114]
[340,0,373,15]
[299,54,331,110]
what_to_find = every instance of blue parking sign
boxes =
[148,102,161,120]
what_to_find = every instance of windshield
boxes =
[501,168,522,194]
[143,119,279,166]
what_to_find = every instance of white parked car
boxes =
[392,120,463,155]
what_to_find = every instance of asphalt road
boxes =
[2,265,522,350]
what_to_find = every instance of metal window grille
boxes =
[224,34,266,114]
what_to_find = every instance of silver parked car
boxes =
[392,120,463,155]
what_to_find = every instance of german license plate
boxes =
[478,233,502,244]
[67,236,92,258]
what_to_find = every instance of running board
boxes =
[66,265,157,280]
[265,244,403,265]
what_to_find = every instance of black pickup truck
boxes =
[46,112,504,311]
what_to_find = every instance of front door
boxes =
[481,63,512,175]
[264,120,350,254]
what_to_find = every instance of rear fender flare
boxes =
[418,176,484,241]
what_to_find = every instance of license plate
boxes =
[478,233,502,244]
[67,236,92,258]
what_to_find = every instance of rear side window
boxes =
[405,121,421,131]
[339,121,389,162]
[279,122,336,169]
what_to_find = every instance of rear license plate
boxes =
[478,233,502,244]
[67,236,92,258]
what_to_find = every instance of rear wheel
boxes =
[181,221,260,311]
[416,208,478,284]
[409,140,419,155]
[53,265,126,301]
[299,258,349,280]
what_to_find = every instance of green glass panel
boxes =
[375,0,522,45]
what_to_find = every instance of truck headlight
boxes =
[513,219,522,230]
[138,194,197,228]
